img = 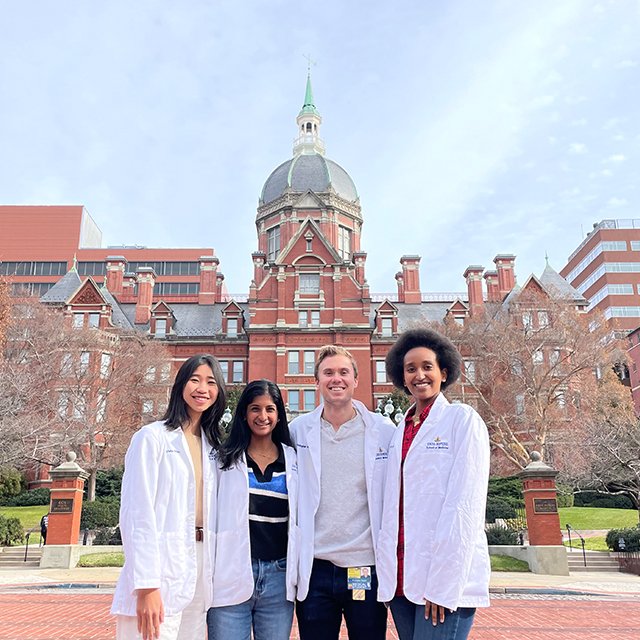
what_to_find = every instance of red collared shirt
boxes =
[396,401,434,597]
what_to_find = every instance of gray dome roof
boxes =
[260,153,358,204]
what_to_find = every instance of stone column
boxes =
[40,452,90,569]
[515,451,569,575]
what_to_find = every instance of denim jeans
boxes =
[390,596,476,640]
[296,559,388,640]
[207,557,293,640]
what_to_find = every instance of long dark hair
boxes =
[162,354,227,448]
[218,379,293,470]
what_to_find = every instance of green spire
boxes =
[545,251,550,268]
[299,74,320,117]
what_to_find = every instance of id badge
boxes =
[347,567,372,600]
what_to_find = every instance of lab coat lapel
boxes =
[408,393,449,452]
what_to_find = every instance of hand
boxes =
[136,588,164,640]
[424,600,452,626]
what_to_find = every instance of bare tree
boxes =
[0,296,172,500]
[0,278,10,349]
[433,288,621,471]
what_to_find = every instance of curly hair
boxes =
[385,328,461,393]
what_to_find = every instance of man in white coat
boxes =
[289,345,396,640]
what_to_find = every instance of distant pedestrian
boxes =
[40,514,48,545]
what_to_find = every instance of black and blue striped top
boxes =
[246,445,289,561]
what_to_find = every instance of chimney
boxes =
[198,256,219,305]
[463,266,485,317]
[352,251,367,285]
[493,254,516,300]
[252,251,266,286]
[400,255,421,304]
[216,272,226,302]
[121,273,137,302]
[105,256,126,297]
[483,270,500,302]
[395,272,405,303]
[134,267,156,324]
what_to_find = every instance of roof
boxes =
[40,270,82,303]
[539,264,587,304]
[369,300,451,329]
[260,153,358,204]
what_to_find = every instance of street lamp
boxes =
[221,407,233,431]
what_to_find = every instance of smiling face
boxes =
[316,354,359,408]
[403,347,447,412]
[182,364,219,425]
[245,393,279,441]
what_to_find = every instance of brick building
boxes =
[2,77,579,415]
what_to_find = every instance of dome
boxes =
[260,153,359,204]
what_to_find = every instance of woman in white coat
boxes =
[376,329,490,640]
[111,354,227,640]
[207,379,298,640]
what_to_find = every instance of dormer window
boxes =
[267,226,281,261]
[88,313,100,329]
[381,318,392,337]
[156,319,167,337]
[338,226,351,261]
[227,318,238,338]
[73,314,84,329]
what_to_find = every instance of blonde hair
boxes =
[314,345,358,380]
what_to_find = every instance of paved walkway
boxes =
[0,565,639,638]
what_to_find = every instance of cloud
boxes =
[548,136,557,145]
[601,169,613,177]
[616,60,638,68]
[571,118,587,126]
[603,154,627,163]
[603,117,624,130]
[608,197,628,207]
[568,143,588,154]
[531,95,555,109]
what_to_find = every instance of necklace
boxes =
[248,445,277,459]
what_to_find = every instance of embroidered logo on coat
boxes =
[375,447,388,461]
[425,437,449,451]
[166,449,180,454]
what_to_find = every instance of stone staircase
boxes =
[0,546,42,569]
[567,549,620,573]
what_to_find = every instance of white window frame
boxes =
[156,318,167,337]
[267,226,281,262]
[381,317,393,337]
[376,361,387,384]
[304,389,315,411]
[288,351,299,375]
[299,273,320,293]
[304,351,315,375]
[288,390,300,412]
[232,361,244,383]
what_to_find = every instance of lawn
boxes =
[0,505,48,530]
[559,507,639,531]
[77,552,124,568]
[490,554,530,572]
[564,536,609,552]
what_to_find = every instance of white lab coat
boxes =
[211,444,299,606]
[376,393,491,610]
[111,421,216,617]
[289,400,397,601]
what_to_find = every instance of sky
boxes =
[1,0,639,295]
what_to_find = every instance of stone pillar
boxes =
[198,256,219,305]
[400,255,421,304]
[493,254,516,299]
[483,270,500,302]
[463,265,485,317]
[105,256,126,297]
[518,452,563,546]
[395,272,405,303]
[134,267,156,324]
[45,452,89,547]
[252,251,266,286]
[352,251,367,286]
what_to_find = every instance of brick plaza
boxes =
[1,591,639,639]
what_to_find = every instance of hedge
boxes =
[606,526,640,552]
[80,500,120,529]
[487,476,523,507]
[486,526,520,546]
[486,496,517,523]
[0,514,25,546]
[575,492,635,510]
[0,487,50,507]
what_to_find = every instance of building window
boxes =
[164,262,200,276]
[61,353,73,376]
[376,361,387,383]
[299,273,320,293]
[454,316,464,325]
[0,261,67,276]
[142,400,154,415]
[304,351,315,375]
[77,262,106,276]
[304,389,315,411]
[288,351,299,375]
[549,349,561,367]
[537,311,549,328]
[267,226,281,262]
[632,241,640,251]
[381,318,393,337]
[299,311,308,327]
[155,282,199,296]
[515,394,525,418]
[602,241,627,251]
[311,310,320,327]
[338,226,351,260]
[160,363,171,382]
[100,353,112,378]
[464,360,475,383]
[57,393,69,418]
[88,313,100,328]
[96,393,106,422]
[220,361,229,383]
[289,390,300,412]
[79,352,90,375]
[522,311,533,330]
[146,366,156,382]
[227,318,238,338]
[232,361,244,383]
[156,318,167,337]
[532,350,544,366]
[73,314,84,329]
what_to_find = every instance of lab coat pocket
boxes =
[157,531,184,582]
[417,452,454,496]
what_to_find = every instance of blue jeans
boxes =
[296,559,388,640]
[390,596,476,640]
[207,557,294,640]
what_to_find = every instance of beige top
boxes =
[185,433,204,528]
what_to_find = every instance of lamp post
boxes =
[221,407,233,432]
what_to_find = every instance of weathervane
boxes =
[302,53,316,73]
